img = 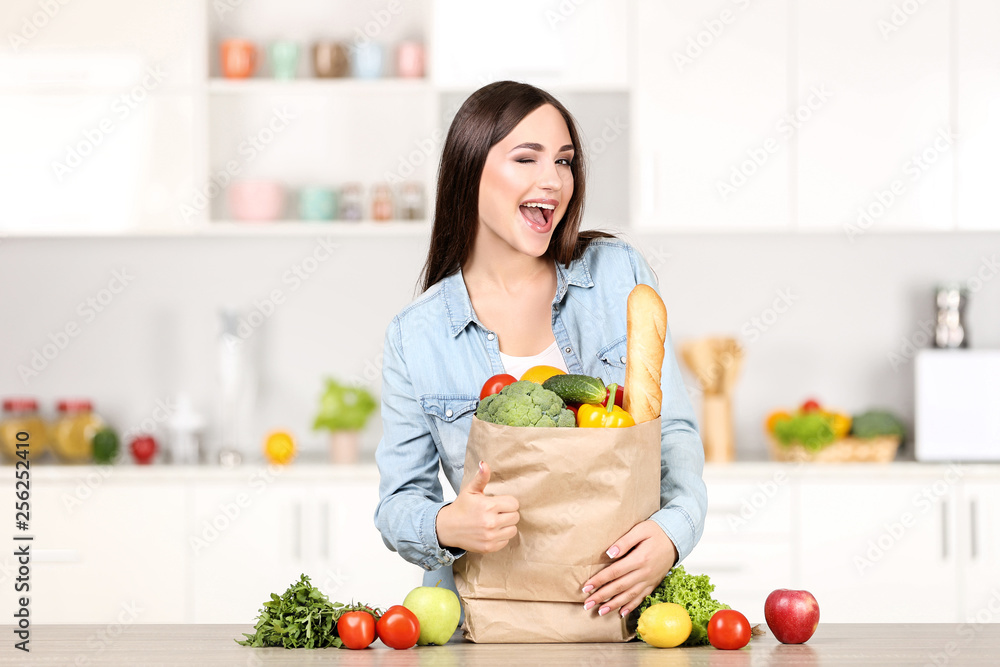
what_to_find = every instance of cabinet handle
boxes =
[970,498,978,560]
[292,501,302,561]
[941,500,948,560]
[320,501,329,560]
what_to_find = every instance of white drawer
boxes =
[703,477,794,536]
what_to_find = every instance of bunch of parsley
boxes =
[635,565,730,646]
[235,574,375,649]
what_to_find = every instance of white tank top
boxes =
[499,340,569,380]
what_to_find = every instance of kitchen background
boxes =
[0,0,998,633]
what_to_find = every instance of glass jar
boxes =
[399,181,425,220]
[339,183,364,221]
[0,398,48,462]
[51,399,105,463]
[371,183,394,221]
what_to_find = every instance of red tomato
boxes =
[376,605,420,650]
[479,374,517,400]
[800,398,821,413]
[602,384,625,408]
[337,610,376,650]
[707,609,751,650]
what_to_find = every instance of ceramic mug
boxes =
[395,41,425,78]
[298,187,337,221]
[228,180,285,221]
[351,42,383,79]
[268,40,299,79]
[221,39,257,79]
[312,42,349,78]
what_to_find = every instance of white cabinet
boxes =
[797,478,960,623]
[959,478,1000,620]
[188,474,313,623]
[7,477,187,624]
[796,0,952,231]
[9,464,995,624]
[956,0,1000,230]
[633,0,790,231]
[312,480,423,612]
[684,472,794,617]
[188,471,423,623]
[430,0,628,90]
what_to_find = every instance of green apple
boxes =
[402,585,461,646]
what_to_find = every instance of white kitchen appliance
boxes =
[915,349,1000,461]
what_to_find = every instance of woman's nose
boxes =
[537,160,563,191]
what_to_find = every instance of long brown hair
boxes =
[420,81,613,292]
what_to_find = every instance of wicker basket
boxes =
[767,434,901,463]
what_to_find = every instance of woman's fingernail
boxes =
[582,584,594,594]
[606,546,620,558]
[479,461,485,473]
[584,600,596,611]
[598,606,610,616]
[620,608,629,618]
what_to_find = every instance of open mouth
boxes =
[519,201,555,233]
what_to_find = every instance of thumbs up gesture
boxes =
[435,461,520,554]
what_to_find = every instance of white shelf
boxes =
[3,221,432,238]
[207,77,433,95]
[204,220,431,237]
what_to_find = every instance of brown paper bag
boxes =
[453,416,662,643]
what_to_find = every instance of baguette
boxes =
[623,284,668,423]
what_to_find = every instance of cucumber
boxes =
[542,374,606,404]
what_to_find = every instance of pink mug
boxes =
[221,39,257,79]
[395,41,425,78]
[228,180,285,221]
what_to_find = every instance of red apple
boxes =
[129,435,158,465]
[764,589,820,644]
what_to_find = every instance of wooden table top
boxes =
[2,623,998,665]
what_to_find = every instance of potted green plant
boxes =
[312,378,377,464]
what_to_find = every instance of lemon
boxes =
[519,365,566,385]
[637,602,692,648]
[263,430,296,465]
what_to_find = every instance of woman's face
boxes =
[477,104,575,258]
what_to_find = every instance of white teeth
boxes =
[522,202,555,210]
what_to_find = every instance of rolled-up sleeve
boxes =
[629,246,708,564]
[374,316,466,571]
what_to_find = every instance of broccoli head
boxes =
[476,380,576,427]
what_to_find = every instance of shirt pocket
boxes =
[595,335,628,384]
[419,394,478,472]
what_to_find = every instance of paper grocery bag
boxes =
[453,416,661,643]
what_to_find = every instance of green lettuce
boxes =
[773,412,836,451]
[636,565,730,646]
[312,378,377,432]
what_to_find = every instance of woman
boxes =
[375,81,707,620]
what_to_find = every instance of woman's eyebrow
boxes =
[508,142,575,153]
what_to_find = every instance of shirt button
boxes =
[565,347,572,354]
[620,356,627,364]
[487,333,496,341]
[445,409,453,418]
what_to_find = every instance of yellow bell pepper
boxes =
[822,411,853,439]
[577,385,635,428]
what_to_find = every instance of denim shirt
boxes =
[374,238,707,572]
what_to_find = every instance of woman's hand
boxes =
[581,520,678,618]
[435,461,520,553]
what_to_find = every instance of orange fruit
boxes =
[519,365,566,385]
[263,430,296,465]
[765,410,792,433]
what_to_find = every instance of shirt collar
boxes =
[443,254,594,338]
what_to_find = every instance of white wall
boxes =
[3,231,997,462]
